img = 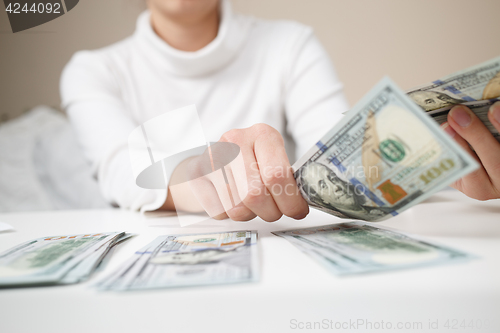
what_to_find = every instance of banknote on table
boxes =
[428,98,500,143]
[407,56,500,111]
[294,77,478,222]
[0,231,129,287]
[60,233,134,284]
[273,223,473,275]
[96,230,259,291]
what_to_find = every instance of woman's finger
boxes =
[223,165,257,221]
[441,122,494,199]
[448,105,500,185]
[220,127,283,222]
[253,127,309,219]
[184,155,229,220]
[231,142,283,222]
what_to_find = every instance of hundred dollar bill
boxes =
[407,56,500,111]
[293,77,478,222]
[60,233,134,284]
[273,223,473,275]
[428,99,500,143]
[0,231,126,287]
[96,230,259,291]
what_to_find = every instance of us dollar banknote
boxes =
[407,56,500,111]
[293,77,479,222]
[96,231,259,291]
[0,232,127,287]
[273,223,473,275]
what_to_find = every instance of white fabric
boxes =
[0,107,110,212]
[60,0,349,211]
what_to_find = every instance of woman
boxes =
[61,0,499,223]
[61,0,348,221]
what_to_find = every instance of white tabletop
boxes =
[0,189,499,333]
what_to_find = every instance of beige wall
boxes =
[1,0,500,122]
[0,0,146,122]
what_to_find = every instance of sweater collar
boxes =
[134,0,252,77]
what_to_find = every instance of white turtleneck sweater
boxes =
[60,1,349,211]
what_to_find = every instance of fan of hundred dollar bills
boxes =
[293,55,500,222]
[407,56,500,142]
[0,232,132,287]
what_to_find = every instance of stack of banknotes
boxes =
[295,77,479,222]
[407,56,500,142]
[93,226,470,288]
[0,231,131,287]
[0,225,472,289]
[274,223,473,275]
[96,230,259,291]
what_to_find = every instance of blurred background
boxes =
[0,0,499,212]
[1,0,500,121]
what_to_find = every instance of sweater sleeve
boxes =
[60,51,167,211]
[283,27,349,161]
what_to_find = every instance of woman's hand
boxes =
[441,101,500,200]
[164,123,310,221]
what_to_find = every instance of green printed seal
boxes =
[193,238,216,243]
[379,139,405,162]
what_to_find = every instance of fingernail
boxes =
[441,122,456,138]
[490,102,500,124]
[450,106,472,127]
[293,212,308,220]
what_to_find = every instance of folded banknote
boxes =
[0,232,130,287]
[96,230,259,291]
[273,223,474,275]
[407,56,500,111]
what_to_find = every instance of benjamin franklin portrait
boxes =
[296,162,391,221]
[408,91,465,111]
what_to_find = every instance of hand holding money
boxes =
[442,102,500,200]
[163,57,499,223]
[294,78,478,222]
[406,56,500,200]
